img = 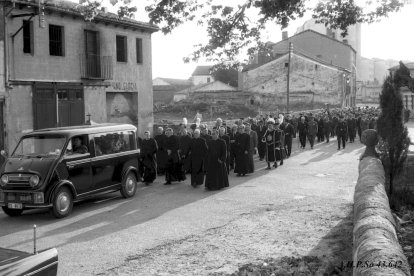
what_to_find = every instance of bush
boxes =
[377,74,411,197]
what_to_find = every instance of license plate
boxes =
[8,203,22,209]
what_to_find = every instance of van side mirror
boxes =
[1,150,7,157]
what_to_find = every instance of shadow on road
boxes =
[0,159,276,248]
[306,205,354,275]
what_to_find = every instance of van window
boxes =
[94,131,135,156]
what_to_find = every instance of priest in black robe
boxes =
[164,128,186,185]
[188,129,208,187]
[234,124,250,176]
[245,123,257,174]
[205,129,229,191]
[140,131,158,184]
[256,120,267,161]
[218,126,230,174]
[178,128,192,174]
[154,127,168,175]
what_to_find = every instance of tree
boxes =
[377,66,411,196]
[210,66,239,87]
[81,0,406,65]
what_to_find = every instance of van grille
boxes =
[7,174,32,187]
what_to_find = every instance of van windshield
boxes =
[12,135,67,157]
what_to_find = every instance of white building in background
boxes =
[191,66,214,85]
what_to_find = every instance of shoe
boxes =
[273,163,277,168]
[164,182,171,185]
[265,167,271,170]
[311,146,313,149]
[280,161,283,166]
[337,148,340,150]
[242,174,246,176]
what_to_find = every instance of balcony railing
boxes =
[80,54,113,80]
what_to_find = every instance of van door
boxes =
[64,136,92,196]
[91,133,119,191]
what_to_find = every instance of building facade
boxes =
[0,0,158,153]
[191,65,214,85]
[240,51,352,110]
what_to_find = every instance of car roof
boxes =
[22,123,137,138]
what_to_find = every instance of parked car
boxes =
[0,247,58,276]
[0,123,140,218]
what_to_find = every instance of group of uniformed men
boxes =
[137,106,380,190]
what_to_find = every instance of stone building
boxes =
[244,29,357,108]
[240,50,351,110]
[191,65,214,86]
[0,0,158,153]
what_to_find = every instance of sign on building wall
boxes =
[106,92,138,125]
[110,82,138,92]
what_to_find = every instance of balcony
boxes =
[80,54,113,80]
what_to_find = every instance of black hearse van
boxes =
[0,124,140,218]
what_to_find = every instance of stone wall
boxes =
[240,53,349,108]
[353,156,410,275]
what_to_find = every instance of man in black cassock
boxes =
[245,123,257,174]
[164,128,186,185]
[218,126,230,174]
[281,116,295,157]
[154,127,168,175]
[188,129,208,187]
[140,131,158,184]
[234,124,250,176]
[178,128,192,174]
[228,124,238,170]
[205,129,229,191]
[256,120,267,161]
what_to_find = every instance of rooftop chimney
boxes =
[282,31,288,40]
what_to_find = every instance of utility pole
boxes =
[286,42,293,113]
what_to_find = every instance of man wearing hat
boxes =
[307,115,318,149]
[336,116,348,150]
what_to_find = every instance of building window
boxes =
[49,25,64,56]
[411,95,414,110]
[116,35,127,62]
[207,77,211,83]
[23,20,33,54]
[136,38,143,64]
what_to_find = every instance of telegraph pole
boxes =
[286,42,293,113]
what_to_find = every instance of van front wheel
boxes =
[120,172,137,198]
[51,187,73,218]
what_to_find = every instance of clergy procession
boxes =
[137,105,380,191]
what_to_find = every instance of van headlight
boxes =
[0,175,8,186]
[29,175,40,187]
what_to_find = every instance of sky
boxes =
[86,0,414,80]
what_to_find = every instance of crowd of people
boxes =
[137,106,381,191]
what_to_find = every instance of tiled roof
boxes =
[191,66,213,76]
[268,29,356,53]
[13,0,159,32]
[155,78,192,87]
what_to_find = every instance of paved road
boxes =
[0,137,364,275]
